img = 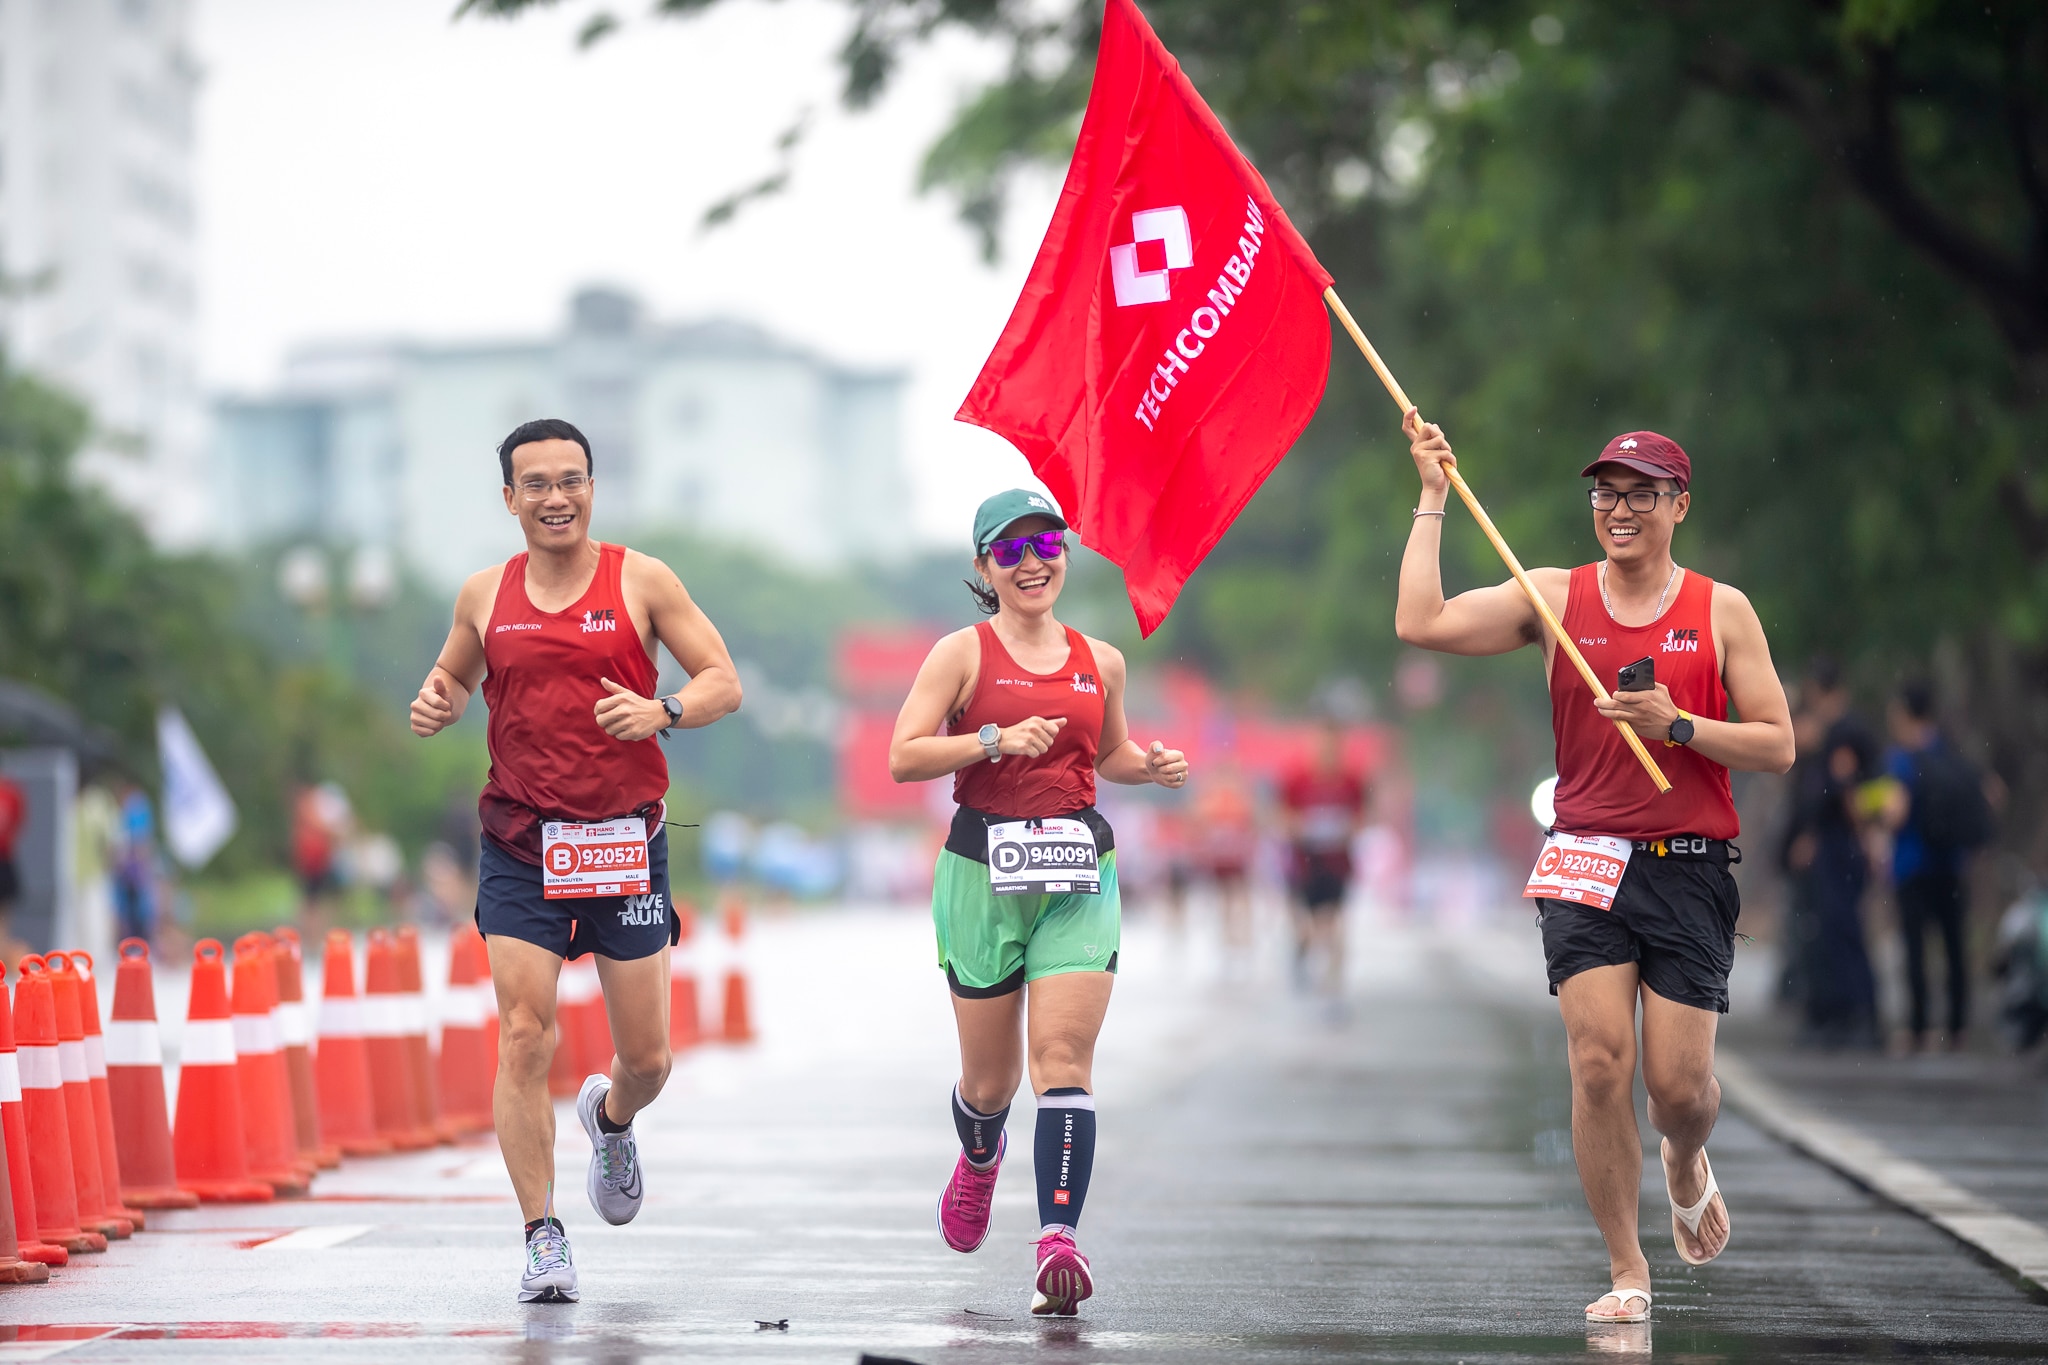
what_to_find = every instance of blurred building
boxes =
[0,0,206,543]
[210,287,908,586]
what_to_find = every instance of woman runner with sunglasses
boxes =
[889,489,1190,1317]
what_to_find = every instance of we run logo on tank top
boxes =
[580,607,617,635]
[1660,627,1701,654]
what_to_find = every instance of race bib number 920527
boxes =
[1523,832,1631,911]
[542,819,650,900]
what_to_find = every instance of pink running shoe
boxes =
[1031,1228,1094,1317]
[936,1131,1005,1253]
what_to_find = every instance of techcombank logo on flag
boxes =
[1117,197,1273,432]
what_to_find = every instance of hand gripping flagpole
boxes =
[1323,287,1672,795]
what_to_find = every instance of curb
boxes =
[1718,1049,2048,1293]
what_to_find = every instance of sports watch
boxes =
[1667,710,1695,747]
[978,723,1002,763]
[660,695,684,730]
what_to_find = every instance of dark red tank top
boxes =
[1548,563,1738,841]
[478,543,667,864]
[949,622,1105,819]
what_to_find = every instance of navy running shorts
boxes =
[1536,851,1740,1013]
[476,828,677,961]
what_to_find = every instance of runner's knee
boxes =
[1642,1064,1715,1123]
[1567,1035,1635,1103]
[1029,1036,1092,1089]
[614,1039,670,1091]
[498,1006,553,1075]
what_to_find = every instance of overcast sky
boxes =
[194,0,1060,547]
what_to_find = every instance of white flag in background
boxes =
[157,707,237,869]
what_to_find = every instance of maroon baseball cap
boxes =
[1581,431,1690,489]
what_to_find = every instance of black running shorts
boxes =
[1536,851,1740,1013]
[476,828,677,962]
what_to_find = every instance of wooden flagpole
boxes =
[1323,286,1672,795]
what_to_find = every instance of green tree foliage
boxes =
[0,365,482,876]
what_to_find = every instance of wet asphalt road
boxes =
[4,905,2044,1363]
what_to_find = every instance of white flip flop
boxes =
[1664,1142,1729,1266]
[1586,1285,1651,1323]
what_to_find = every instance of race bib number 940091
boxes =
[542,819,650,900]
[986,817,1100,897]
[1523,832,1631,911]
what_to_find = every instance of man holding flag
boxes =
[1395,422,1794,1320]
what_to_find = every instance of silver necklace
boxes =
[1602,560,1678,624]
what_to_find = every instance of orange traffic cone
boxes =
[668,898,702,1051]
[436,927,492,1136]
[271,929,337,1169]
[0,976,65,1266]
[474,926,499,1084]
[43,954,133,1238]
[13,957,107,1251]
[172,939,274,1204]
[313,931,387,1157]
[719,894,755,1044]
[0,1068,48,1281]
[394,928,447,1144]
[52,952,145,1233]
[231,934,310,1196]
[103,939,197,1209]
[363,929,432,1150]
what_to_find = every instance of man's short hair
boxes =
[497,418,592,486]
[1898,678,1936,721]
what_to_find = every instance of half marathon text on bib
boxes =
[1523,832,1631,912]
[986,817,1101,897]
[542,818,649,900]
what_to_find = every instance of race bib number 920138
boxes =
[1523,832,1631,911]
[542,818,650,900]
[986,816,1100,897]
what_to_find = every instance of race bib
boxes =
[986,817,1100,897]
[542,818,650,900]
[1523,831,1631,911]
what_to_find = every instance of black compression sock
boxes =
[525,1216,564,1240]
[1034,1086,1096,1231]
[952,1084,1011,1168]
[596,1100,631,1135]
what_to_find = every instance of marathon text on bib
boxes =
[1523,831,1631,911]
[986,816,1101,897]
[542,818,650,900]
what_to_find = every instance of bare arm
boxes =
[886,630,1069,782]
[410,568,498,738]
[595,552,744,742]
[1594,583,1796,774]
[1393,415,1557,656]
[1092,640,1188,788]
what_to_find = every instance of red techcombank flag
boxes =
[957,0,1334,636]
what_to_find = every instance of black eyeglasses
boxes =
[1590,488,1681,513]
[986,530,1066,568]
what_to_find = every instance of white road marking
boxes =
[248,1224,374,1251]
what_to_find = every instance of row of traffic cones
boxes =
[0,924,502,1287]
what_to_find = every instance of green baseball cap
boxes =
[972,488,1068,554]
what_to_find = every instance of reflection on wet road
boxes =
[6,909,2043,1362]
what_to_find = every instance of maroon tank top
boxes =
[1548,563,1737,840]
[949,622,1105,819]
[478,543,667,864]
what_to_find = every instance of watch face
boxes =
[979,724,999,744]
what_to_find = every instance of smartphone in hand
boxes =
[1616,656,1655,692]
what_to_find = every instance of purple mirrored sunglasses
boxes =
[986,529,1067,568]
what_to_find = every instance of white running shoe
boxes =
[519,1222,578,1303]
[577,1073,645,1226]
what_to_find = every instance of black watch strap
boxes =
[661,695,683,729]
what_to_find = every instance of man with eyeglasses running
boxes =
[889,489,1189,1317]
[410,417,741,1302]
[1395,421,1794,1325]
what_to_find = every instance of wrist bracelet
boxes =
[1412,508,1446,519]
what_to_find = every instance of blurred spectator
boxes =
[1993,881,2048,1052]
[0,773,25,965]
[1280,718,1367,998]
[112,784,162,949]
[1778,660,1881,1049]
[1193,765,1257,957]
[1884,680,1994,1052]
[292,781,353,928]
[74,785,121,964]
[1154,806,1194,933]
